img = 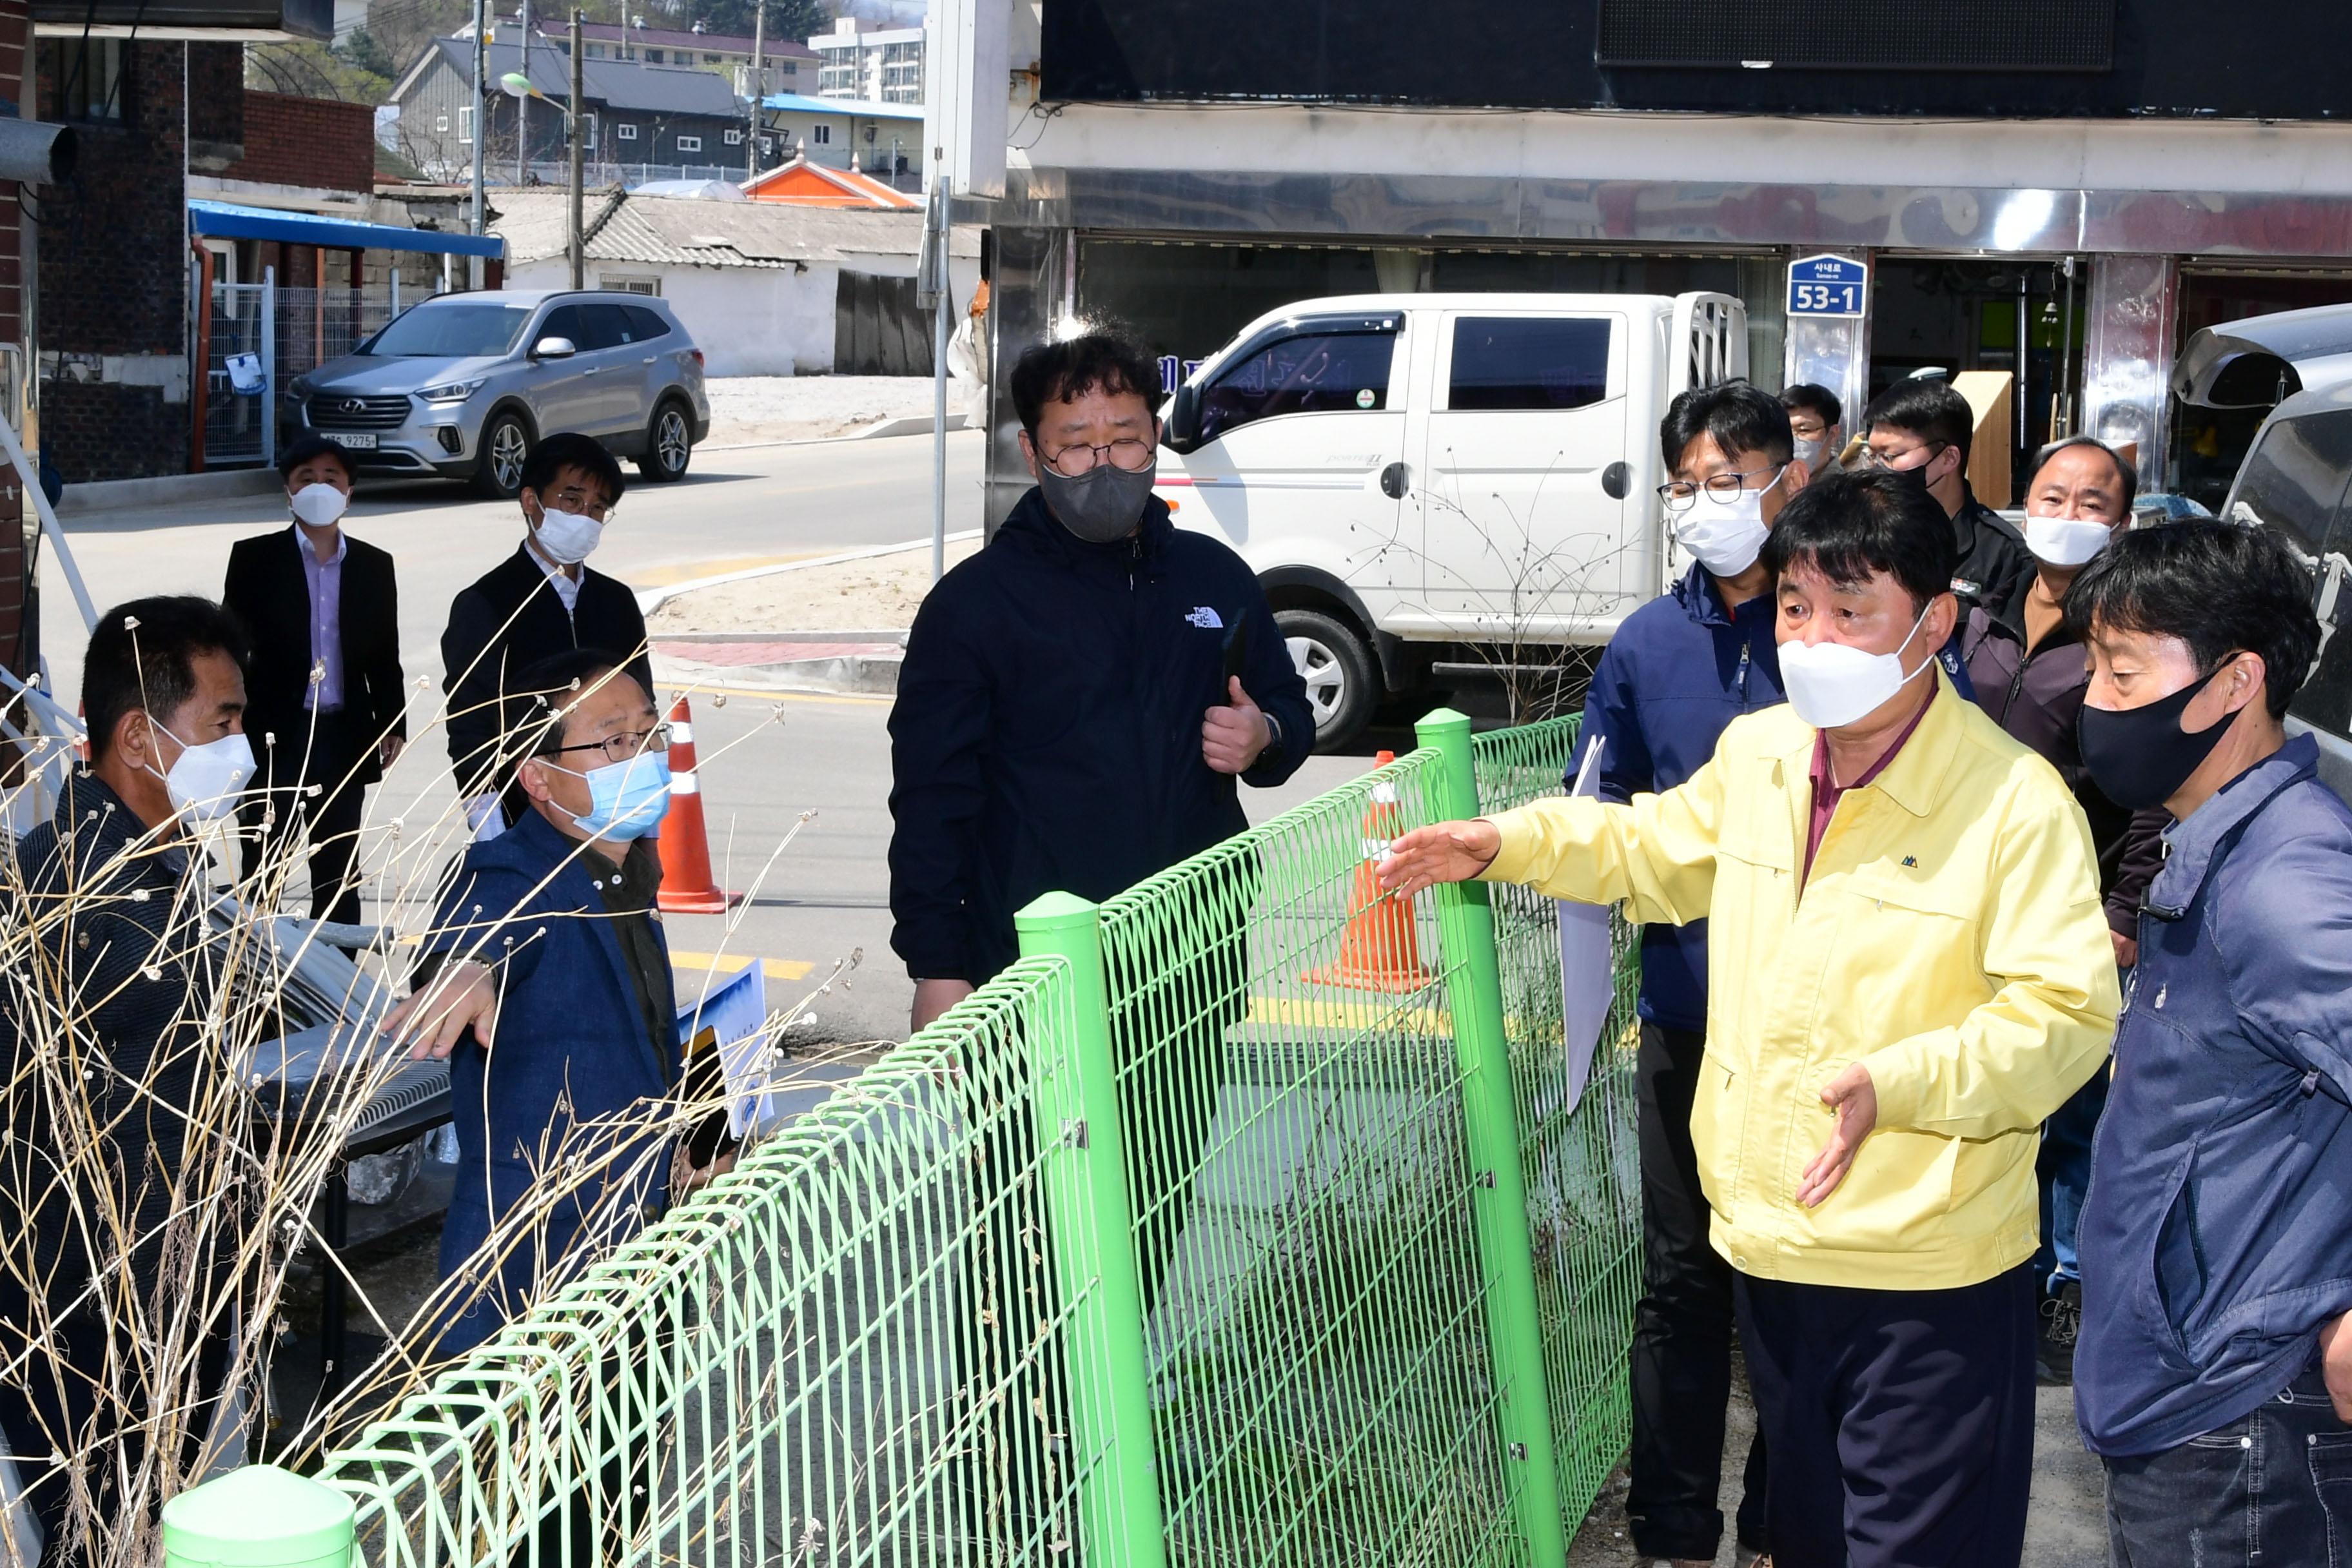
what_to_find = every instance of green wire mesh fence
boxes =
[309,957,1126,1566]
[1473,718,1644,1517]
[173,710,1640,1568]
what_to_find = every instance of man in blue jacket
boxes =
[889,330,1313,1541]
[2067,520,2351,1562]
[1582,380,1802,1567]
[385,649,707,1357]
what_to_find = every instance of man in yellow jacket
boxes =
[1382,470,2117,1568]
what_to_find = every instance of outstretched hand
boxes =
[1796,1062,1878,1208]
[1375,820,1503,898]
[1203,676,1271,775]
[381,959,499,1061]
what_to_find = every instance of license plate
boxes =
[324,431,377,449]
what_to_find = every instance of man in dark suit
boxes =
[222,435,406,925]
[439,432,653,836]
[382,651,711,1357]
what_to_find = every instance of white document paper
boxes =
[1555,735,1613,1118]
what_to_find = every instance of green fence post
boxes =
[159,1464,356,1567]
[1418,707,1571,1568]
[1015,892,1170,1568]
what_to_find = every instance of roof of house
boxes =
[409,37,745,119]
[538,18,818,59]
[757,90,924,121]
[490,188,975,270]
[741,154,918,210]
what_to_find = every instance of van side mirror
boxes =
[531,336,577,360]
[1162,383,1202,454]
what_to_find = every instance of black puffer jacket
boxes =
[889,489,1314,986]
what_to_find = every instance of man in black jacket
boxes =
[1861,377,2035,622]
[440,431,652,834]
[890,333,1313,1021]
[2,597,254,1564]
[888,332,1311,1542]
[222,435,406,925]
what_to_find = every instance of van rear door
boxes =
[1413,309,1634,639]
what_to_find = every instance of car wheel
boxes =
[1275,607,1379,752]
[471,411,532,500]
[636,399,693,482]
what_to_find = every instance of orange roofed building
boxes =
[743,153,918,210]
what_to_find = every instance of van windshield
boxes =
[364,304,535,358]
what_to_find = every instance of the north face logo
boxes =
[1185,606,1224,629]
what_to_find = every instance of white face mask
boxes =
[533,506,603,565]
[1778,606,1934,730]
[151,721,256,823]
[1792,435,1828,473]
[1672,469,1779,578]
[289,482,349,529]
[2024,513,2115,569]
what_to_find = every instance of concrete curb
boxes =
[58,467,284,517]
[654,637,905,697]
[635,530,983,615]
[853,410,971,440]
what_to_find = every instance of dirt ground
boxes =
[647,536,982,634]
[702,375,955,446]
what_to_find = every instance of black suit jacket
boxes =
[222,525,406,790]
[440,543,654,799]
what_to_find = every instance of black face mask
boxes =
[2077,665,2235,810]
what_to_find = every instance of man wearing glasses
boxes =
[1585,380,1801,1568]
[1858,378,2035,623]
[384,650,725,1357]
[890,332,1313,1544]
[440,432,653,838]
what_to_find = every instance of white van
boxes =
[1157,291,1747,748]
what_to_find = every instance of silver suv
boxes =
[284,289,711,499]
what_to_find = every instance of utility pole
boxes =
[517,0,530,183]
[470,0,487,286]
[569,8,585,288]
[745,0,763,186]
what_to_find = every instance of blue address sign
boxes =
[1787,254,1868,318]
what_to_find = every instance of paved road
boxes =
[39,428,985,705]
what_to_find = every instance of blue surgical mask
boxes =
[562,752,672,841]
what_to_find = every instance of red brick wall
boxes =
[222,90,375,194]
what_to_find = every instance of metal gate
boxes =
[201,281,273,467]
[198,273,407,469]
[834,270,934,375]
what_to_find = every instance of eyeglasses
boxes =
[1657,464,1785,514]
[1856,440,1947,475]
[548,725,670,767]
[1040,438,1156,478]
[544,485,616,523]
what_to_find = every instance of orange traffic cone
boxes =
[656,695,741,915]
[1308,751,1430,992]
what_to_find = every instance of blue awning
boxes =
[188,199,505,260]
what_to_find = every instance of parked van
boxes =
[1157,291,1747,747]
[2177,302,2352,797]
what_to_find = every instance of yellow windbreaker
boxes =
[1484,673,2117,1289]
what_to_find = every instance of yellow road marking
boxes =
[629,553,817,587]
[1245,994,1449,1034]
[671,951,819,982]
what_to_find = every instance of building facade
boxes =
[978,0,2352,524]
[810,17,921,106]
[391,37,749,180]
[756,91,923,183]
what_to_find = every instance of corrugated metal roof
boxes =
[490,190,978,270]
[758,90,925,121]
[426,37,744,118]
